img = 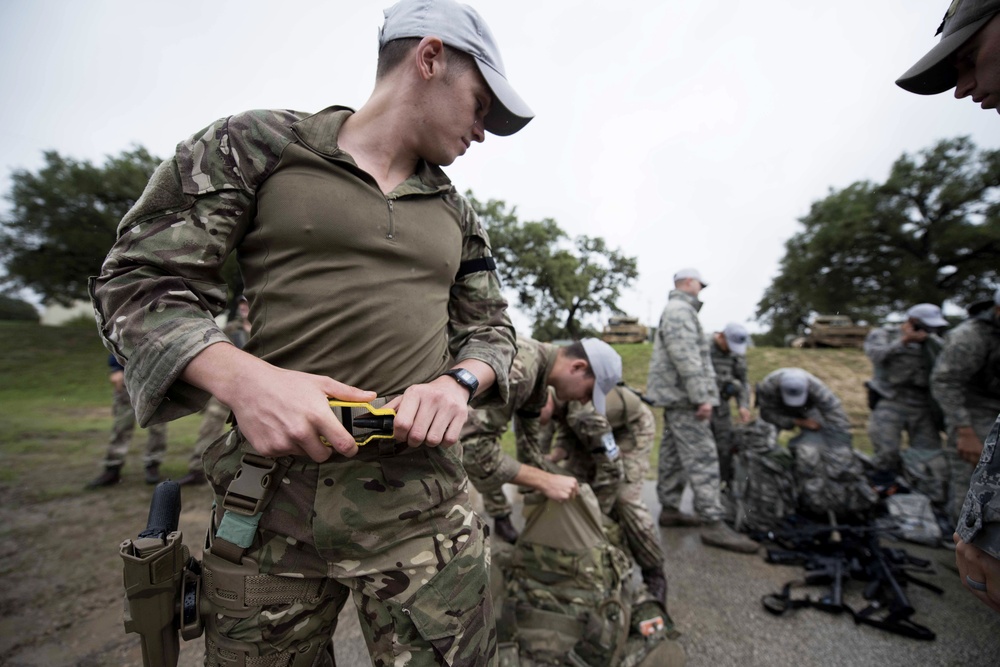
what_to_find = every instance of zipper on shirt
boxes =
[386,199,395,240]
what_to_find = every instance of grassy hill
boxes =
[0,321,875,503]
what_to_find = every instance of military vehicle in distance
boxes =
[790,314,870,349]
[601,315,650,344]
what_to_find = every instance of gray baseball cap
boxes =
[380,0,534,135]
[673,268,708,287]
[779,368,810,408]
[896,0,1000,94]
[906,303,949,328]
[722,323,750,356]
[580,338,622,416]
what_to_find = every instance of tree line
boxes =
[1,137,997,340]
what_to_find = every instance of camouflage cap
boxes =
[380,0,534,135]
[580,338,622,416]
[779,368,810,408]
[896,0,1000,94]
[722,322,749,356]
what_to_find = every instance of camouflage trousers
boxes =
[957,413,1000,560]
[656,407,724,522]
[202,430,497,667]
[613,433,665,573]
[946,405,1000,527]
[709,404,736,484]
[867,399,943,473]
[101,386,166,468]
[187,395,231,472]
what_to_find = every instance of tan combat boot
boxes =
[699,521,759,554]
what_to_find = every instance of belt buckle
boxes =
[328,400,396,447]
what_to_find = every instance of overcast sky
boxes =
[1,0,996,333]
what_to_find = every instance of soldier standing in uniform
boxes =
[460,337,620,543]
[90,0,530,663]
[86,354,168,488]
[708,322,752,485]
[864,304,947,489]
[176,295,252,487]
[897,0,1000,611]
[647,268,758,553]
[548,385,669,607]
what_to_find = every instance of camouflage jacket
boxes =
[645,290,718,409]
[89,107,515,425]
[708,335,750,410]
[957,414,1000,559]
[930,309,1000,429]
[757,368,851,435]
[864,325,942,404]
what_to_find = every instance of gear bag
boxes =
[729,420,798,533]
[492,485,685,667]
[790,430,878,521]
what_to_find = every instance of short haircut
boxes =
[561,341,596,378]
[376,38,476,81]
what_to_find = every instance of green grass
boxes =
[0,322,875,499]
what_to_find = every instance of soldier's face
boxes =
[549,358,596,404]
[953,13,1000,114]
[418,52,491,165]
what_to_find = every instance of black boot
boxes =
[86,466,122,489]
[642,568,668,608]
[493,514,520,545]
[144,463,162,485]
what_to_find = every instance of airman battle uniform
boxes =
[707,334,750,484]
[91,107,516,666]
[931,302,1000,526]
[460,336,561,520]
[646,289,724,522]
[756,369,852,438]
[554,386,667,604]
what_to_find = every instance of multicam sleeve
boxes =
[447,196,516,407]
[931,324,991,429]
[89,110,297,425]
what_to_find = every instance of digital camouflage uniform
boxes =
[646,289,724,522]
[186,317,250,473]
[957,414,1000,560]
[460,337,561,519]
[707,334,750,484]
[554,386,665,577]
[864,325,945,496]
[756,369,852,438]
[101,354,167,470]
[90,107,516,667]
[930,304,1000,526]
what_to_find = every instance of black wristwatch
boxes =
[443,368,479,403]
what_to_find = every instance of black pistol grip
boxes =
[138,480,181,540]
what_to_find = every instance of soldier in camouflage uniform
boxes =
[708,323,752,485]
[898,0,1000,613]
[460,337,621,544]
[757,368,853,438]
[931,290,1000,528]
[864,304,947,494]
[86,354,168,488]
[549,385,669,607]
[89,1,532,664]
[177,295,253,487]
[647,268,759,553]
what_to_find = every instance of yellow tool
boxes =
[326,400,396,446]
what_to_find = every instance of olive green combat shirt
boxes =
[91,107,515,425]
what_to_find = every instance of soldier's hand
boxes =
[954,534,1000,613]
[957,426,985,465]
[695,402,713,421]
[795,417,821,431]
[109,369,125,392]
[386,376,469,448]
[540,472,579,502]
[738,407,752,423]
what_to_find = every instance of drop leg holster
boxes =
[201,452,332,667]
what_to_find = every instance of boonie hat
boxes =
[722,323,750,356]
[779,369,810,408]
[896,0,1000,94]
[580,338,622,416]
[673,268,708,287]
[380,0,534,135]
[906,303,949,328]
